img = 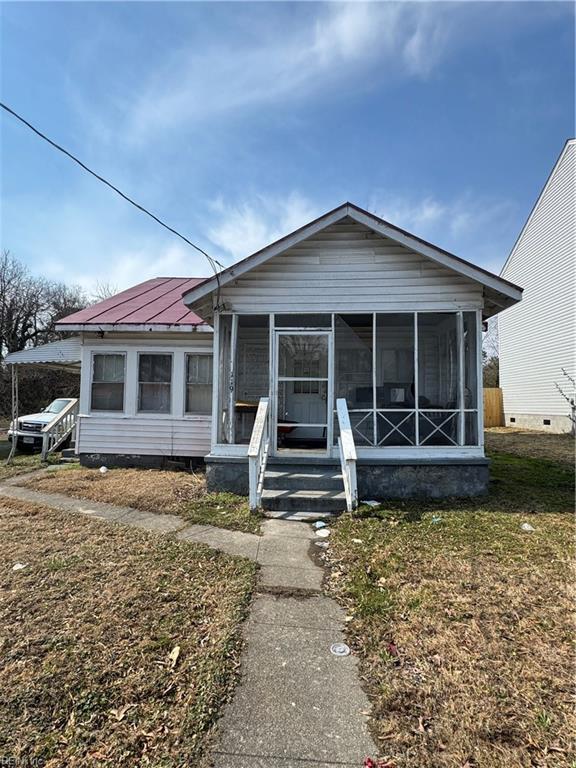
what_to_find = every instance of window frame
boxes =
[137,351,173,415]
[90,351,126,414]
[184,351,214,416]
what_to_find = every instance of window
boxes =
[91,354,125,411]
[185,354,213,414]
[138,353,172,413]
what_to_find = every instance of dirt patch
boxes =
[0,495,256,767]
[20,466,261,534]
[485,427,574,465]
[328,508,575,768]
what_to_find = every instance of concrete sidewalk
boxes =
[0,478,377,765]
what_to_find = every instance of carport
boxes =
[4,337,81,463]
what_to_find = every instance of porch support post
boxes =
[210,312,220,447]
[226,314,238,445]
[458,311,465,446]
[6,364,18,465]
[476,309,485,449]
[372,312,377,447]
[414,312,419,446]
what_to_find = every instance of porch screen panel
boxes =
[334,314,373,445]
[417,313,459,445]
[376,314,415,445]
[234,315,270,444]
[463,312,479,445]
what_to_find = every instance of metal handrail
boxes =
[41,398,79,461]
[247,397,270,512]
[336,398,358,513]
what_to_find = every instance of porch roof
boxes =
[182,202,523,320]
[3,337,81,371]
[56,277,211,332]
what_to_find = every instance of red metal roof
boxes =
[57,277,208,328]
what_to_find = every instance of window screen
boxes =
[185,354,213,414]
[91,353,125,411]
[138,354,172,413]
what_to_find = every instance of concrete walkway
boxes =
[0,477,377,766]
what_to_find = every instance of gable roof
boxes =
[57,277,210,332]
[182,202,522,318]
[501,138,575,278]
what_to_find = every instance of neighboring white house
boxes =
[499,139,575,433]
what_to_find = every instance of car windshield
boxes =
[45,399,70,414]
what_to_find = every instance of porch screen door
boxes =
[274,332,330,454]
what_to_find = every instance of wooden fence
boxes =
[483,387,504,427]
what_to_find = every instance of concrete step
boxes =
[261,488,347,514]
[264,468,343,492]
[262,508,341,522]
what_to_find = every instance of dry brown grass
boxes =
[0,495,256,767]
[328,511,575,768]
[485,427,574,466]
[21,466,261,534]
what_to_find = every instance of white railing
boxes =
[247,397,270,512]
[336,398,358,513]
[41,399,79,461]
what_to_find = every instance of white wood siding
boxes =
[499,141,575,426]
[220,219,483,313]
[78,333,213,457]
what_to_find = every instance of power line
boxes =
[0,101,225,277]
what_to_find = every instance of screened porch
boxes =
[211,311,483,458]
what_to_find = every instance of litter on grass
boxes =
[316,528,330,538]
[313,521,327,529]
[314,541,329,549]
[330,642,351,657]
[12,563,27,571]
[520,522,536,532]
[431,515,442,524]
[99,466,108,474]
[361,500,380,508]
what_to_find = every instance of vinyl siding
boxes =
[499,141,575,425]
[77,332,213,457]
[77,415,211,456]
[220,219,483,313]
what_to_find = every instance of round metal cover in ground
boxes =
[330,642,351,657]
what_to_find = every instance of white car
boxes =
[8,398,76,452]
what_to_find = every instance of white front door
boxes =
[273,331,332,455]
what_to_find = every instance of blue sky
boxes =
[1,1,574,293]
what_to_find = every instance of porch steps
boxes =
[261,466,347,518]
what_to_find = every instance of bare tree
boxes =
[0,250,87,361]
[554,368,576,433]
[91,280,119,303]
[482,317,499,387]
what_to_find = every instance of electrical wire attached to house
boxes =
[0,102,225,287]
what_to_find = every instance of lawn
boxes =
[485,426,574,466]
[0,495,256,768]
[327,431,575,768]
[19,466,261,534]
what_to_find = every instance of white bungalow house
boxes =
[51,203,522,512]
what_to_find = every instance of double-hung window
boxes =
[138,353,172,413]
[91,353,125,411]
[185,354,213,414]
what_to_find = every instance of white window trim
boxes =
[89,351,127,415]
[137,351,174,416]
[184,351,214,416]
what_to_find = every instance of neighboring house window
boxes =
[91,353,125,411]
[186,354,213,414]
[138,353,172,413]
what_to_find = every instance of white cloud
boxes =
[125,3,451,143]
[368,192,518,270]
[206,192,321,261]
